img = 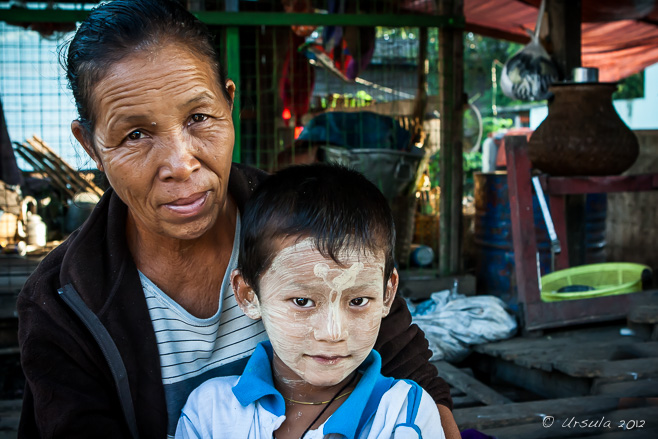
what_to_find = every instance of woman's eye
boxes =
[190,114,208,124]
[292,298,314,308]
[350,297,370,307]
[127,130,143,141]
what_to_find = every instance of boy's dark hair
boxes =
[239,163,396,292]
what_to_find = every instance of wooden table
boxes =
[504,135,658,331]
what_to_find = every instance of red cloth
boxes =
[279,33,315,125]
[464,0,658,81]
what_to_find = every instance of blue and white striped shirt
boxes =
[140,213,268,437]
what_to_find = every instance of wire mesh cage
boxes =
[1,1,450,266]
[0,1,462,407]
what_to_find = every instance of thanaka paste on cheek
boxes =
[242,292,261,319]
[257,238,387,389]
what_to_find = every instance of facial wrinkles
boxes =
[257,238,386,386]
[84,43,235,242]
[96,74,222,151]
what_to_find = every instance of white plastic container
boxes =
[26,212,47,247]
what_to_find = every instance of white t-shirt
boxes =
[176,342,445,439]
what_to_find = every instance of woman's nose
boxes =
[158,133,201,181]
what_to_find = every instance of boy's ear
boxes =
[231,269,262,320]
[382,267,399,318]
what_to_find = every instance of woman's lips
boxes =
[163,191,209,216]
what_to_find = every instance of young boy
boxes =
[176,164,445,439]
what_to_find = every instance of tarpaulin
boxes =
[460,0,658,81]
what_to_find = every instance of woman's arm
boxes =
[375,295,460,438]
[438,405,461,439]
[375,295,453,408]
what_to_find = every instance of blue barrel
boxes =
[585,193,607,264]
[474,172,607,311]
[474,172,551,311]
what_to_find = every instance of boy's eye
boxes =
[292,298,314,308]
[350,297,370,307]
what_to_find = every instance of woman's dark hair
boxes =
[239,163,396,293]
[64,0,230,137]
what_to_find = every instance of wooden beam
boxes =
[505,135,540,307]
[0,9,464,28]
[477,406,658,439]
[432,361,512,405]
[547,0,582,81]
[593,378,658,397]
[555,358,658,380]
[478,354,592,399]
[463,23,530,44]
[225,0,241,164]
[547,174,658,195]
[438,0,465,275]
[453,395,619,430]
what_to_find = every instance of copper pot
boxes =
[528,82,639,176]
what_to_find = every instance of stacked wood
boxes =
[451,322,658,438]
[13,135,104,199]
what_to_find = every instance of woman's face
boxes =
[73,43,235,241]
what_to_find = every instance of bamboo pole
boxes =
[438,0,465,275]
[30,135,104,197]
[13,143,76,198]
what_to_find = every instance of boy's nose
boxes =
[313,306,348,342]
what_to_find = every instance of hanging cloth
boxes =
[0,98,24,186]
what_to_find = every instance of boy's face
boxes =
[233,237,397,388]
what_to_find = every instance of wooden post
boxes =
[547,0,585,264]
[547,0,581,81]
[438,0,465,275]
[505,136,540,308]
[225,0,241,164]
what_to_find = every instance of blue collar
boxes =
[232,341,393,438]
[232,341,285,415]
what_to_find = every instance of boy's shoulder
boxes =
[363,379,444,439]
[183,375,241,412]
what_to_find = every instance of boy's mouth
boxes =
[308,354,349,365]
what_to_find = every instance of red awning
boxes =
[462,0,658,81]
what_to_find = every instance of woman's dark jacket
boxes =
[17,163,452,438]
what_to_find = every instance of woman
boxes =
[17,1,458,438]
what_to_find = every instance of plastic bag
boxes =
[500,0,558,102]
[408,290,517,362]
